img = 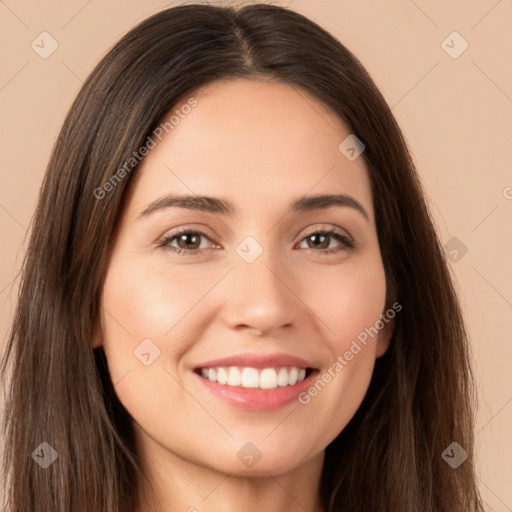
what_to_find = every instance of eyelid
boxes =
[299,223,352,241]
[157,224,217,243]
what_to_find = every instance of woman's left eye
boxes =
[158,228,355,256]
[296,230,355,253]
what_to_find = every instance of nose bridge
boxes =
[223,245,298,333]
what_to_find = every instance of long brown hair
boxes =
[0,3,483,511]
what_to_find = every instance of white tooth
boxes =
[297,368,306,382]
[201,368,208,378]
[277,367,289,387]
[217,367,228,385]
[227,367,241,386]
[288,367,298,385]
[260,368,278,389]
[241,367,259,388]
[208,368,217,383]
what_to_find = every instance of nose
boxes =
[220,254,300,336]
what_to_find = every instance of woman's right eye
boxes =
[158,230,215,256]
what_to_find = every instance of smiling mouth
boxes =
[194,366,315,390]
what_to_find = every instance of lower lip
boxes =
[194,370,318,411]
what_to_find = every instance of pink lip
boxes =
[194,352,317,370]
[194,369,318,411]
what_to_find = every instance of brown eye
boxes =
[175,232,202,250]
[305,233,330,249]
[298,230,354,254]
[158,229,214,255]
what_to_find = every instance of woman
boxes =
[0,3,484,511]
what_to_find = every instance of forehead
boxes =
[126,78,374,222]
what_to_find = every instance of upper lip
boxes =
[195,353,318,370]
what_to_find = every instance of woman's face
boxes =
[98,78,393,477]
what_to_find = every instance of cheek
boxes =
[98,257,205,430]
[99,253,229,395]
[294,257,386,441]
[100,255,214,342]
[99,257,185,380]
[306,255,387,350]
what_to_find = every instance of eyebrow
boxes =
[138,193,370,221]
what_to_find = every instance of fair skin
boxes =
[96,78,393,512]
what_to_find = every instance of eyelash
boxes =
[157,227,356,257]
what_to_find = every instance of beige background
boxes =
[1,0,511,510]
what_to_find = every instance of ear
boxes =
[91,316,103,349]
[375,315,395,358]
[92,333,102,349]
